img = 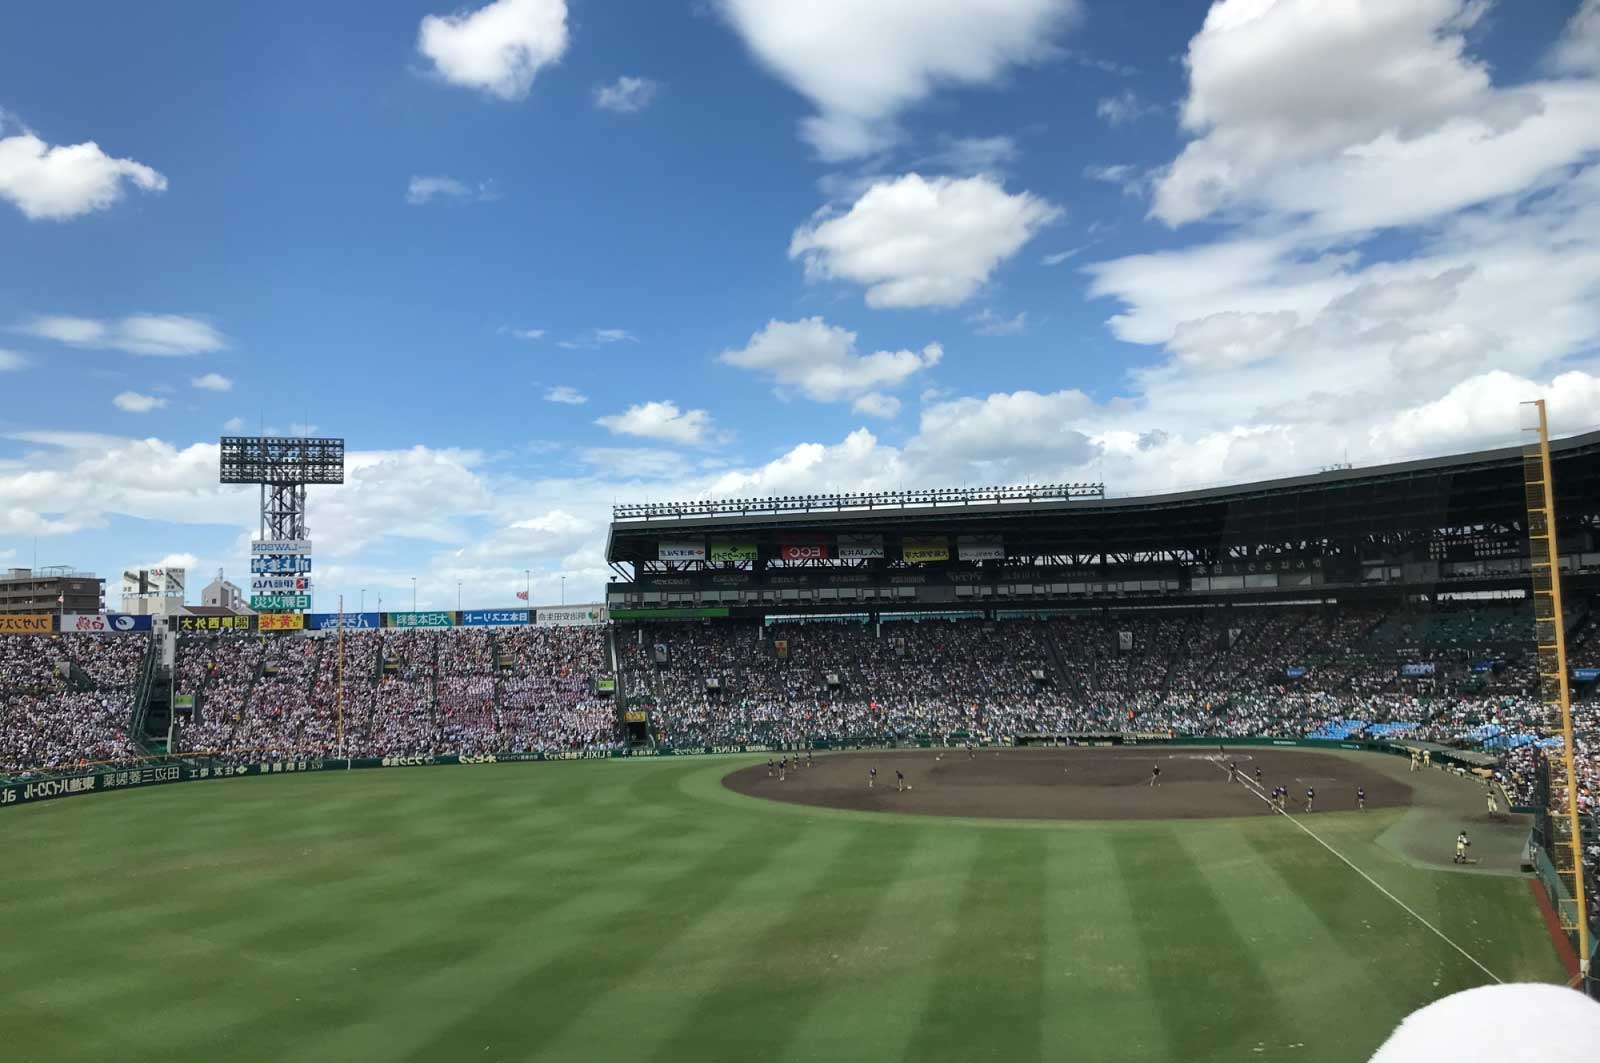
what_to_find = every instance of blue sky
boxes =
[1,0,1598,611]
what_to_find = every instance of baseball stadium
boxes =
[3,420,1598,1062]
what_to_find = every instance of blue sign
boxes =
[1285,666,1307,679]
[105,614,153,632]
[1574,668,1600,682]
[1399,663,1436,678]
[305,612,381,631]
[251,556,312,574]
[1471,661,1496,673]
[461,609,530,627]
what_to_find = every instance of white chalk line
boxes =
[1212,760,1503,984]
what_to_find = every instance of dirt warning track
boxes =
[723,746,1413,821]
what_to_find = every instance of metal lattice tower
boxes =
[219,437,345,541]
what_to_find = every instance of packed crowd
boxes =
[172,625,610,762]
[0,634,148,775]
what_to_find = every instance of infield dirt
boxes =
[723,746,1413,821]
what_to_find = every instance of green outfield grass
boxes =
[0,755,1566,1063]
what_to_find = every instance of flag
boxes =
[515,590,529,600]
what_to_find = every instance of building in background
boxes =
[119,567,187,618]
[0,567,104,614]
[200,569,250,614]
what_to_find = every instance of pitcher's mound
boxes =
[723,747,1411,821]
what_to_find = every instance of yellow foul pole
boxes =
[1522,399,1590,981]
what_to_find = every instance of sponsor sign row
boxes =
[654,533,1002,563]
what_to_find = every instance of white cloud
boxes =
[718,317,942,403]
[22,313,227,356]
[596,400,714,445]
[0,122,166,220]
[190,372,232,392]
[851,392,901,418]
[1166,310,1297,368]
[718,0,1080,159]
[406,175,498,205]
[968,309,1028,336]
[1040,247,1084,266]
[1153,0,1600,233]
[1083,163,1149,196]
[594,76,660,113]
[499,325,545,340]
[222,417,246,432]
[1096,90,1161,126]
[1553,0,1600,73]
[555,327,637,349]
[543,385,587,404]
[112,391,167,413]
[0,349,27,371]
[578,447,691,480]
[918,134,1019,174]
[791,173,1061,308]
[417,0,569,100]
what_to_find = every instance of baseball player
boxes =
[1149,765,1161,788]
[896,769,906,793]
[1254,765,1263,787]
[1304,786,1315,813]
[868,765,877,789]
[779,755,787,781]
[1486,787,1499,818]
[1357,786,1366,811]
[1454,831,1470,864]
[1228,761,1239,784]
[767,757,775,778]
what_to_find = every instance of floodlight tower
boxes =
[220,437,345,616]
[220,436,345,540]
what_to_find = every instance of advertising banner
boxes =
[1286,666,1308,679]
[251,594,312,611]
[957,535,1004,561]
[250,576,313,593]
[61,613,110,632]
[305,612,382,631]
[1574,668,1600,682]
[708,542,757,562]
[0,614,52,634]
[779,542,830,561]
[258,613,305,632]
[251,539,313,555]
[386,611,456,629]
[176,614,254,632]
[901,536,950,563]
[837,534,884,560]
[461,609,530,627]
[1399,662,1437,677]
[535,605,607,627]
[251,556,312,574]
[657,541,706,562]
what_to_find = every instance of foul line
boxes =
[1212,761,1503,984]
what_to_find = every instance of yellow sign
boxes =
[258,613,305,631]
[0,613,52,634]
[902,536,950,563]
[178,615,253,632]
[623,710,649,723]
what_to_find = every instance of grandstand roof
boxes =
[606,430,1600,563]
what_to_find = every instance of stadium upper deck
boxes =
[605,432,1600,617]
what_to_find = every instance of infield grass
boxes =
[0,755,1566,1063]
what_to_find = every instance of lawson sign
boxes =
[461,610,530,627]
[60,613,153,633]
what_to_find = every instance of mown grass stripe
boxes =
[1038,830,1168,1063]
[1114,827,1291,1061]
[900,830,1048,1063]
